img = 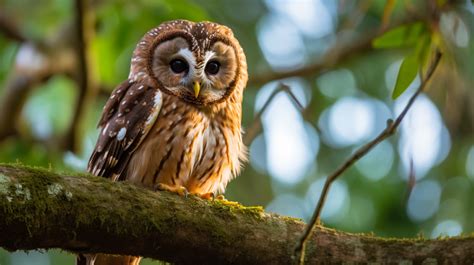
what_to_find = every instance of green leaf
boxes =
[392,53,419,99]
[373,22,426,48]
[414,33,432,77]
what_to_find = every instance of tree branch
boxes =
[295,50,443,264]
[0,163,473,264]
[248,16,421,87]
[243,82,322,147]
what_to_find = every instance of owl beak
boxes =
[193,81,201,98]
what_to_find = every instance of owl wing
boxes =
[88,79,162,180]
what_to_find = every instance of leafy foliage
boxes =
[373,22,432,99]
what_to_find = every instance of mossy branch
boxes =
[0,164,473,264]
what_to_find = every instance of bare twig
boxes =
[294,50,442,264]
[243,83,323,146]
[243,83,304,146]
[63,0,96,152]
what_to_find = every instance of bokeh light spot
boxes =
[265,0,334,38]
[319,97,375,147]
[431,220,463,238]
[397,95,451,179]
[407,180,442,222]
[317,68,356,98]
[266,194,306,220]
[257,14,305,69]
[440,11,469,48]
[255,81,318,184]
[356,141,394,181]
[305,178,350,221]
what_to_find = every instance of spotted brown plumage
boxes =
[79,19,247,265]
[88,80,162,180]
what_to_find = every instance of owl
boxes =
[76,20,248,265]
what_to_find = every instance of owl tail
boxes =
[76,254,141,265]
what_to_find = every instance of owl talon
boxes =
[189,192,214,200]
[193,193,226,200]
[215,194,226,200]
[201,192,214,200]
[156,183,189,197]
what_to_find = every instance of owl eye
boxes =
[169,59,188,74]
[205,61,220,75]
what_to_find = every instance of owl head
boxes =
[129,20,247,106]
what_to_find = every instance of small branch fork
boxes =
[294,49,443,264]
[243,83,304,146]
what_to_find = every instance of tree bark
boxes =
[0,164,472,264]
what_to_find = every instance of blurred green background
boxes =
[1,0,474,264]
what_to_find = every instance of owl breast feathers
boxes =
[88,20,248,195]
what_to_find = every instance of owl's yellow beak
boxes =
[193,81,201,98]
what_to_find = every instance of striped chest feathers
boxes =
[126,98,244,194]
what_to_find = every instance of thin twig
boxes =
[404,157,416,204]
[294,49,442,264]
[243,83,304,146]
[243,83,323,146]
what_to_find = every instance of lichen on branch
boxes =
[0,164,473,264]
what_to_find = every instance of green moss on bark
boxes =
[2,164,474,264]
